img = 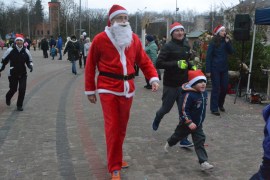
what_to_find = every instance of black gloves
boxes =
[29,65,33,72]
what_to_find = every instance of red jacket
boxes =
[85,27,159,97]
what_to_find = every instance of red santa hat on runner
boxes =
[187,70,207,87]
[213,25,225,35]
[108,4,128,27]
[169,22,185,35]
[15,33,24,41]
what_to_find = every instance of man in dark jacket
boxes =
[0,34,33,111]
[63,34,80,75]
[153,22,196,147]
[41,37,49,58]
[49,36,56,50]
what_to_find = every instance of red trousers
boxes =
[99,94,133,173]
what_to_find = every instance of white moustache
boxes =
[117,22,130,27]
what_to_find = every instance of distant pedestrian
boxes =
[49,36,56,50]
[57,35,63,60]
[83,37,91,68]
[164,70,214,171]
[41,37,49,58]
[78,34,85,68]
[250,104,270,180]
[0,34,33,111]
[32,39,37,51]
[50,45,57,60]
[144,34,159,89]
[63,35,80,75]
[24,36,32,50]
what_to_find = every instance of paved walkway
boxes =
[0,48,266,180]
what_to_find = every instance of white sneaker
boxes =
[201,161,214,171]
[164,142,170,153]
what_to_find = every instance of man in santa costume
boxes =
[84,4,159,180]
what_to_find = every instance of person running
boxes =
[0,34,33,111]
[164,70,214,171]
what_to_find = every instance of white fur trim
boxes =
[109,10,128,20]
[187,76,207,87]
[149,77,160,84]
[15,37,24,41]
[85,91,96,95]
[215,26,225,35]
[97,89,135,98]
[170,25,184,34]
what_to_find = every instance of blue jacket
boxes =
[205,38,234,73]
[179,83,207,127]
[262,104,270,160]
[57,37,62,49]
[255,104,270,179]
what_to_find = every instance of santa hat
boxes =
[187,70,207,87]
[213,25,225,35]
[15,33,24,41]
[169,22,184,35]
[108,4,128,27]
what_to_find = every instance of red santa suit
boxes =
[85,26,159,172]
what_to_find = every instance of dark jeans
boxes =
[43,50,48,58]
[83,56,87,67]
[167,122,208,164]
[155,85,182,122]
[210,70,228,112]
[6,75,27,107]
[78,54,83,68]
[58,49,62,59]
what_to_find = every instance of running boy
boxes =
[164,70,214,171]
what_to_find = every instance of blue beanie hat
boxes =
[146,35,154,42]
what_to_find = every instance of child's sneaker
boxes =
[111,170,121,180]
[179,138,194,148]
[164,142,170,153]
[200,161,214,171]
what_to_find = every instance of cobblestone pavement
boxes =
[0,48,266,180]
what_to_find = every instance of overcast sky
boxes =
[6,0,241,14]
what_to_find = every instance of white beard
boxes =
[110,22,133,48]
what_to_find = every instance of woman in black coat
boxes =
[64,35,80,75]
[40,37,49,58]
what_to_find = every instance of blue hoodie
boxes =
[180,83,207,127]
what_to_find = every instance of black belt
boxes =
[99,71,135,80]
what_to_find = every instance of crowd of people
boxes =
[0,3,269,180]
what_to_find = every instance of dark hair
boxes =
[212,34,223,48]
[71,35,76,40]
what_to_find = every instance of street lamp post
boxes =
[79,0,82,36]
[175,0,179,21]
[135,7,147,36]
[28,4,30,37]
